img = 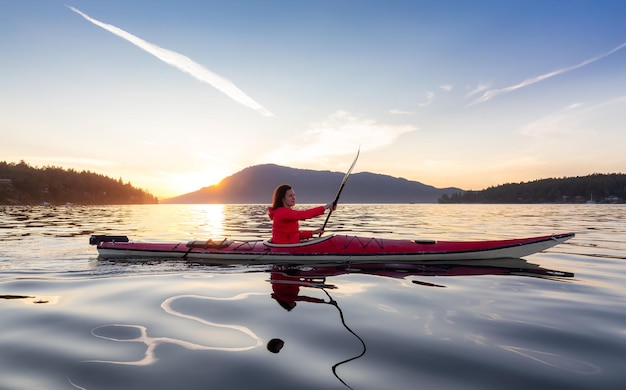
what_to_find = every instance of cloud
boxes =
[418,91,434,107]
[391,89,438,113]
[263,111,416,163]
[467,41,626,107]
[68,6,274,117]
[466,82,491,97]
[390,109,414,115]
[440,84,453,92]
[519,103,585,138]
[520,95,626,139]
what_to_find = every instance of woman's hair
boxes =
[271,184,291,209]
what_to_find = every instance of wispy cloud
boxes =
[467,42,626,107]
[418,91,435,107]
[68,6,274,117]
[394,87,450,114]
[390,109,414,115]
[466,82,491,97]
[519,103,585,138]
[263,111,416,163]
[520,95,626,139]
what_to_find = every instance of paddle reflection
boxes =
[268,266,365,390]
[264,258,573,389]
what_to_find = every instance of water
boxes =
[1,204,625,389]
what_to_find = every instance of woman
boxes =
[268,184,335,244]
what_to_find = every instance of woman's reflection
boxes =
[266,267,365,390]
[269,271,329,311]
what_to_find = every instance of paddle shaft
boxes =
[320,148,360,234]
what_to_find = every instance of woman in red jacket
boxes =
[268,184,335,244]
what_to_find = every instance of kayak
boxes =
[90,232,574,263]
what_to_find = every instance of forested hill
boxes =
[439,173,625,204]
[0,161,157,205]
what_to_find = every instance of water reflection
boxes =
[88,292,265,366]
[0,294,59,304]
[263,259,574,389]
[269,268,366,389]
[267,258,574,287]
[87,257,573,389]
[500,345,600,374]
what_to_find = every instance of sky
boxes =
[2,0,625,199]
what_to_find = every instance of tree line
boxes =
[0,161,158,205]
[438,173,625,204]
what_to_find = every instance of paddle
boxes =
[319,147,360,236]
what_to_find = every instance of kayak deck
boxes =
[90,232,575,263]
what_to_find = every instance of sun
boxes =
[152,170,228,199]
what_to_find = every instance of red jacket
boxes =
[268,206,325,244]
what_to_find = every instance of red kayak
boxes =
[90,232,574,263]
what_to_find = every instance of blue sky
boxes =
[2,0,625,199]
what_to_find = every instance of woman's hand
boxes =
[311,229,325,236]
[324,202,337,211]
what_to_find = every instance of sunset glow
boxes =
[2,1,625,199]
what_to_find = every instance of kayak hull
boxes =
[91,232,574,263]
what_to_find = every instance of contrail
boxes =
[68,6,274,117]
[468,41,626,107]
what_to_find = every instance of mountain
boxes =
[161,164,462,204]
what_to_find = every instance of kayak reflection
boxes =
[268,257,574,288]
[265,258,573,389]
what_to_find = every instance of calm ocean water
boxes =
[1,204,625,390]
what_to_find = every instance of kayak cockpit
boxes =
[263,234,335,248]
